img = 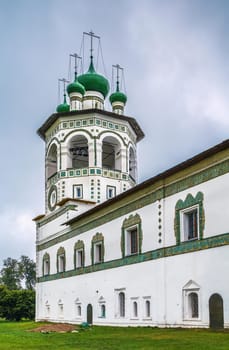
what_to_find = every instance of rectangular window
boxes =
[58,255,65,272]
[183,208,198,240]
[73,185,83,199]
[126,228,138,255]
[76,250,83,268]
[95,243,102,263]
[44,260,49,275]
[107,185,116,199]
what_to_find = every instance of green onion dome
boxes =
[56,94,70,113]
[67,75,85,95]
[109,82,127,104]
[78,59,110,98]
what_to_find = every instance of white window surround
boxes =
[142,297,152,319]
[130,297,139,320]
[107,185,116,199]
[180,205,199,242]
[114,288,126,319]
[183,280,201,321]
[58,254,65,272]
[58,299,64,318]
[75,298,82,319]
[73,184,83,199]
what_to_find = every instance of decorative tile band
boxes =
[47,168,132,187]
[37,231,229,283]
[37,159,229,251]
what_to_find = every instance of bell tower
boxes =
[37,32,144,215]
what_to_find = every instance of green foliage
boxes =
[0,258,21,290]
[0,286,35,321]
[0,255,35,290]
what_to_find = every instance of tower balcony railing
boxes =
[47,167,136,187]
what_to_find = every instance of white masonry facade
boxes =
[34,43,229,328]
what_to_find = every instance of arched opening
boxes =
[129,146,136,180]
[209,293,224,329]
[145,300,151,317]
[87,303,93,324]
[101,304,106,318]
[102,136,122,171]
[46,143,57,179]
[133,301,138,317]
[119,292,125,317]
[69,135,88,169]
[188,292,199,318]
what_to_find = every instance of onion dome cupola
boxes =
[56,93,70,113]
[78,56,110,110]
[67,53,85,111]
[110,64,127,115]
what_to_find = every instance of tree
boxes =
[18,255,36,290]
[0,258,21,290]
[0,286,35,321]
[0,256,36,290]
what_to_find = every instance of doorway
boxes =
[209,293,224,329]
[87,303,93,325]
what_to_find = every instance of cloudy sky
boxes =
[0,0,229,265]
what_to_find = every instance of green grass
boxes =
[0,321,228,350]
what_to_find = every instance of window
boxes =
[58,255,65,272]
[107,185,116,199]
[75,298,82,318]
[42,253,50,276]
[58,299,64,318]
[45,301,50,318]
[145,300,151,318]
[174,192,204,244]
[73,184,83,199]
[57,247,65,273]
[95,243,102,263]
[183,280,200,321]
[121,214,142,258]
[76,250,83,267]
[127,228,138,255]
[101,304,106,318]
[119,292,125,317]
[189,292,199,318]
[91,233,104,265]
[74,240,85,269]
[133,301,138,318]
[183,207,198,240]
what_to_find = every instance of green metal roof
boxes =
[78,59,109,98]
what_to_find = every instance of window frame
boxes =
[121,214,142,258]
[181,205,199,241]
[73,184,83,199]
[183,280,201,321]
[91,233,105,265]
[106,185,116,199]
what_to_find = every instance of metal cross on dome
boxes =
[83,30,100,57]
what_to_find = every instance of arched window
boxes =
[119,292,125,317]
[46,143,57,179]
[42,253,50,276]
[145,300,151,318]
[56,247,66,273]
[77,305,82,316]
[129,146,136,180]
[189,292,199,318]
[133,301,138,317]
[102,136,122,171]
[101,304,106,318]
[69,135,88,169]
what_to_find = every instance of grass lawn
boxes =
[0,321,228,350]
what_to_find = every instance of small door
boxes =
[87,303,93,325]
[209,293,224,329]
